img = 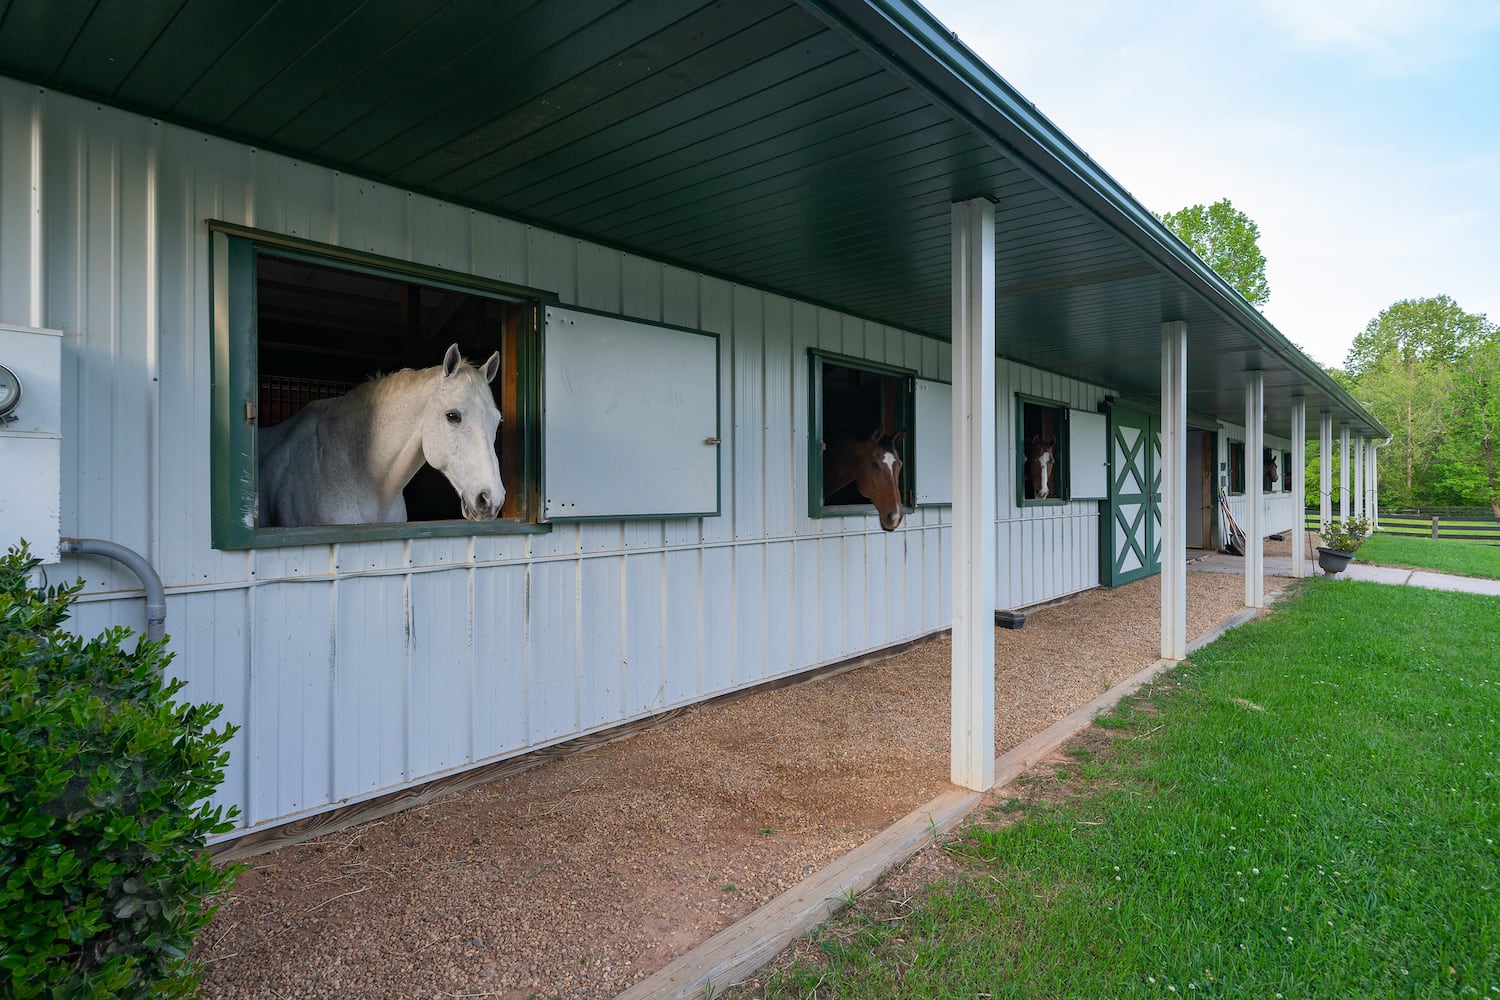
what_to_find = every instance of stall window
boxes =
[808,352,914,518]
[1017,398,1069,504]
[1228,441,1246,495]
[1262,447,1282,493]
[211,224,543,548]
[1282,450,1294,494]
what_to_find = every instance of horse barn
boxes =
[0,0,1388,866]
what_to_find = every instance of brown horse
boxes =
[1026,435,1058,500]
[823,428,905,531]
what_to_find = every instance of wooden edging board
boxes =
[616,601,1271,1000]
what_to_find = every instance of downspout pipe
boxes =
[59,537,167,644]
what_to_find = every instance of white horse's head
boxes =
[423,344,505,520]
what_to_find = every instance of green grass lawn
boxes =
[1357,532,1500,580]
[751,580,1500,999]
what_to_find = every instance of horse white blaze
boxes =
[876,440,904,531]
[1035,450,1053,499]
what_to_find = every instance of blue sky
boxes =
[921,0,1500,369]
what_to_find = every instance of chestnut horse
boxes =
[823,428,905,531]
[1026,435,1058,500]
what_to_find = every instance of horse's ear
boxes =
[892,430,906,446]
[868,427,885,443]
[442,343,462,377]
[481,351,501,384]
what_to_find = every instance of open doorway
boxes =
[1186,428,1217,550]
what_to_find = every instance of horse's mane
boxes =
[329,358,486,414]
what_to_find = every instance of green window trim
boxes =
[208,222,549,550]
[806,350,916,520]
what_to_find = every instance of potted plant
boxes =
[1316,515,1370,576]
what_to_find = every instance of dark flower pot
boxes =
[1316,546,1355,576]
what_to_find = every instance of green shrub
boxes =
[0,543,240,999]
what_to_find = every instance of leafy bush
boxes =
[1319,515,1371,553]
[0,543,240,999]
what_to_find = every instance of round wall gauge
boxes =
[0,363,21,419]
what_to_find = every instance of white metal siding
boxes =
[994,361,1110,610]
[0,78,1116,839]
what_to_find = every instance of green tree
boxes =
[1344,294,1484,378]
[1436,328,1500,515]
[1157,198,1270,307]
[1343,296,1491,505]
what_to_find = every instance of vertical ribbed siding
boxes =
[994,360,1110,610]
[8,78,1108,839]
[0,85,39,324]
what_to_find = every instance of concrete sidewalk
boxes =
[1336,561,1500,595]
[1189,548,1500,597]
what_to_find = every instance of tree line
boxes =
[1161,200,1499,517]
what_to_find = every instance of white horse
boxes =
[256,344,504,528]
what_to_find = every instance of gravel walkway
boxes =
[194,557,1287,1000]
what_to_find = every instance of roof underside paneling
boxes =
[0,0,1384,437]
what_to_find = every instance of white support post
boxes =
[1160,321,1187,660]
[1291,397,1307,578]
[1370,440,1385,529]
[949,197,996,793]
[1245,371,1264,608]
[1366,440,1378,525]
[1353,437,1366,520]
[1320,410,1333,530]
[1339,423,1351,522]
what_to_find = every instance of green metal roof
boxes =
[0,0,1386,438]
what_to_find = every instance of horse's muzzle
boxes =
[881,510,904,531]
[463,490,503,520]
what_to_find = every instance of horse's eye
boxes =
[446,410,462,424]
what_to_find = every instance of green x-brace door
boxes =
[1103,406,1161,587]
